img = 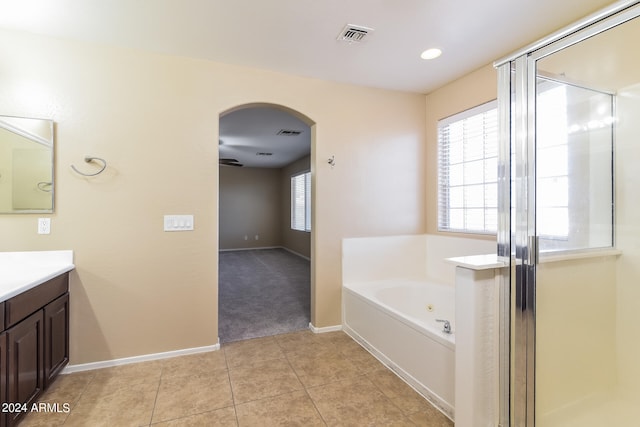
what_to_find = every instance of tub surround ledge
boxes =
[0,250,75,302]
[445,253,506,270]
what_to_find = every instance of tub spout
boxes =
[436,319,452,334]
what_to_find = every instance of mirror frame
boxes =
[0,115,55,214]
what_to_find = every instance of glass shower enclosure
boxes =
[496,1,640,425]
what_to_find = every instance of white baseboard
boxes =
[219,246,280,252]
[219,246,310,261]
[280,247,311,261]
[308,322,342,334]
[62,341,220,374]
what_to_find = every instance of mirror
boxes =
[0,116,54,213]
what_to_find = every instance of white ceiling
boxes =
[219,107,310,168]
[0,0,620,168]
[0,0,618,94]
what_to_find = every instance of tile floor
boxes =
[20,330,453,426]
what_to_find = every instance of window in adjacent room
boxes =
[438,101,498,234]
[291,171,311,232]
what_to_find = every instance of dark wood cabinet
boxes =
[1,272,70,426]
[6,311,44,426]
[43,293,69,388]
[4,274,67,329]
[0,332,6,427]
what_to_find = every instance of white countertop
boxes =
[0,250,74,303]
[445,253,508,270]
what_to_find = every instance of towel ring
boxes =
[37,181,53,192]
[71,156,107,177]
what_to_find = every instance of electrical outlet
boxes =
[255,234,259,240]
[38,218,51,235]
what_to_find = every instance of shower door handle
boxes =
[527,235,538,265]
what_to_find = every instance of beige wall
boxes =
[219,166,282,250]
[219,155,311,257]
[281,155,311,258]
[424,64,498,242]
[615,83,640,397]
[0,29,426,364]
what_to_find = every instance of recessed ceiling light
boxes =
[421,48,442,60]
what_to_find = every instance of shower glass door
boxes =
[502,3,640,426]
[533,28,618,427]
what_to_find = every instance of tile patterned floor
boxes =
[20,330,453,426]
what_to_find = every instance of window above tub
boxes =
[437,100,498,235]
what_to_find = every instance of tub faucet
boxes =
[436,319,452,334]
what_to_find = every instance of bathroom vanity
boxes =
[0,251,73,427]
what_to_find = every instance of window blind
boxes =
[438,101,498,234]
[291,171,311,232]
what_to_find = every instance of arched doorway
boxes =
[217,103,315,343]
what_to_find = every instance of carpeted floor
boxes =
[218,248,310,344]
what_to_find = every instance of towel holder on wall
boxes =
[37,182,52,192]
[71,156,107,177]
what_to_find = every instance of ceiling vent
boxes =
[337,24,373,43]
[277,129,303,136]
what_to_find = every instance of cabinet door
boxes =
[6,311,44,426]
[44,293,69,387]
[0,332,6,427]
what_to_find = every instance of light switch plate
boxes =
[164,215,194,231]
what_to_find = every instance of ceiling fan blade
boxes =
[221,162,243,167]
[219,157,243,167]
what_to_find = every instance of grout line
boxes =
[365,369,412,417]
[229,404,240,426]
[300,387,329,426]
[146,406,237,426]
[147,374,163,426]
[222,347,238,409]
[283,349,329,426]
[219,348,242,426]
[59,371,97,424]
